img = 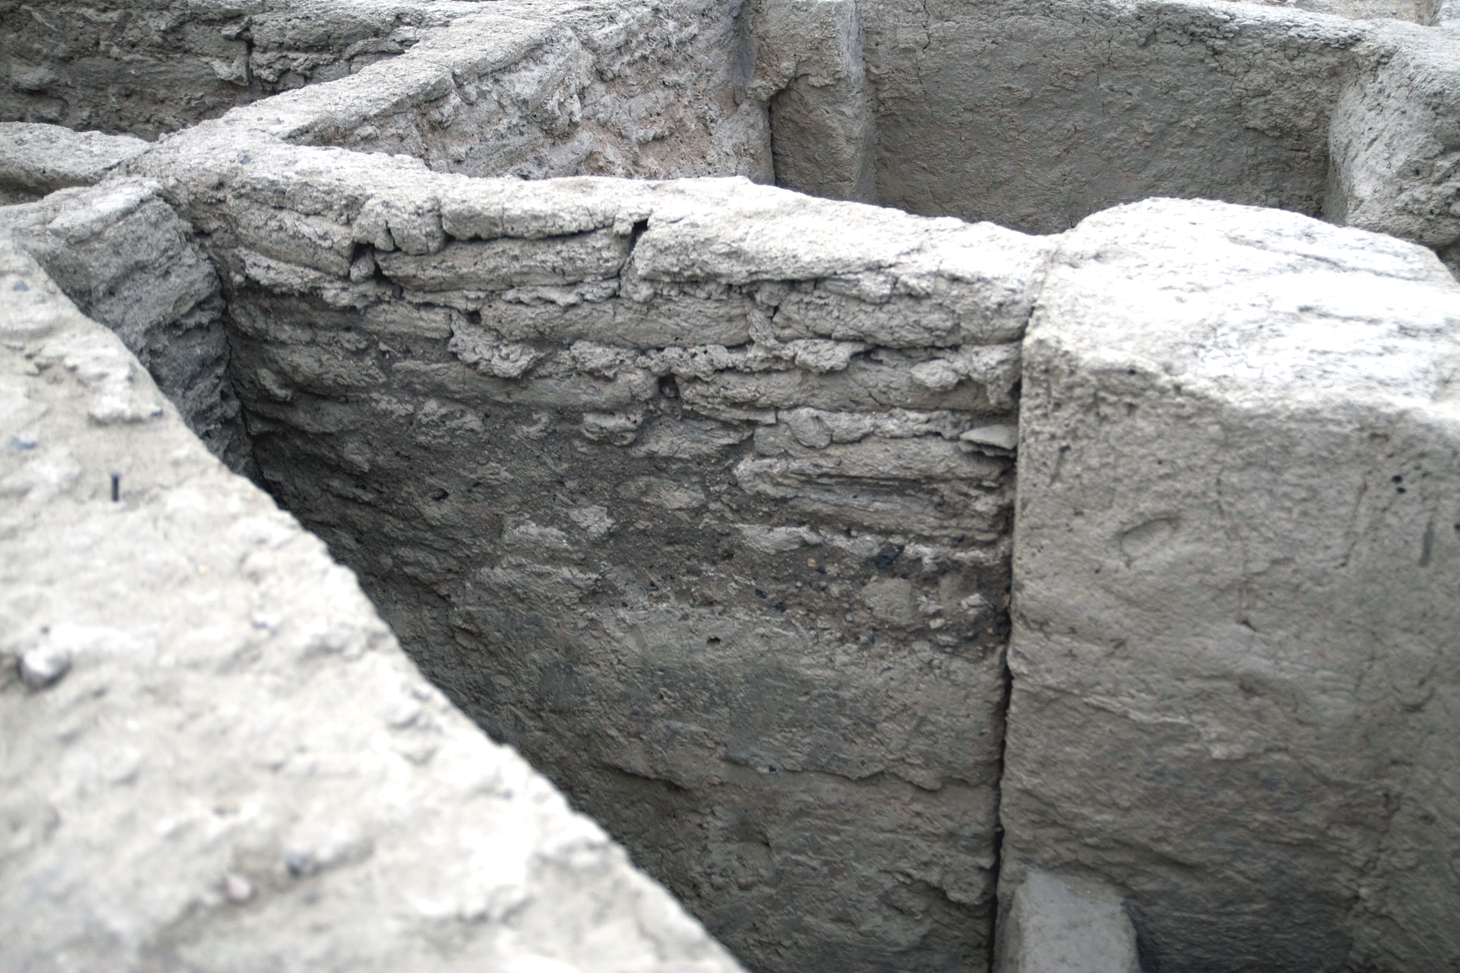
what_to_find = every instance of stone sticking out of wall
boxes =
[0,236,743,973]
[0,122,149,205]
[0,178,250,471]
[133,127,1051,970]
[1002,198,1460,973]
[1328,22,1460,279]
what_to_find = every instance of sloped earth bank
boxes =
[2,0,1459,970]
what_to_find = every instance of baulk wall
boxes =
[0,230,742,973]
[127,121,1049,969]
[1003,198,1460,973]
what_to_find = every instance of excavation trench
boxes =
[4,0,1458,970]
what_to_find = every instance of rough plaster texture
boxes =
[751,0,877,202]
[1236,0,1440,20]
[993,871,1140,973]
[124,119,1049,969]
[1328,22,1460,277]
[1,0,776,183]
[1002,198,1460,973]
[221,0,775,183]
[858,0,1367,233]
[0,235,743,972]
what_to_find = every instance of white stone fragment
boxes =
[993,870,1140,973]
[960,424,1018,452]
[223,873,254,904]
[568,505,615,541]
[736,524,822,553]
[19,642,71,689]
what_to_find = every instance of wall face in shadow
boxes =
[856,0,1367,233]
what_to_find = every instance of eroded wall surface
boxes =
[1327,22,1460,277]
[1002,198,1460,973]
[0,232,742,973]
[226,0,774,183]
[0,122,148,204]
[128,122,1049,969]
[0,0,458,137]
[0,176,250,469]
[1,0,775,184]
[5,1,1460,969]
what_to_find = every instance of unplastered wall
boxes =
[0,0,480,138]
[134,125,1051,972]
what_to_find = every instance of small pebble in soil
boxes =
[224,872,254,903]
[19,644,70,689]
